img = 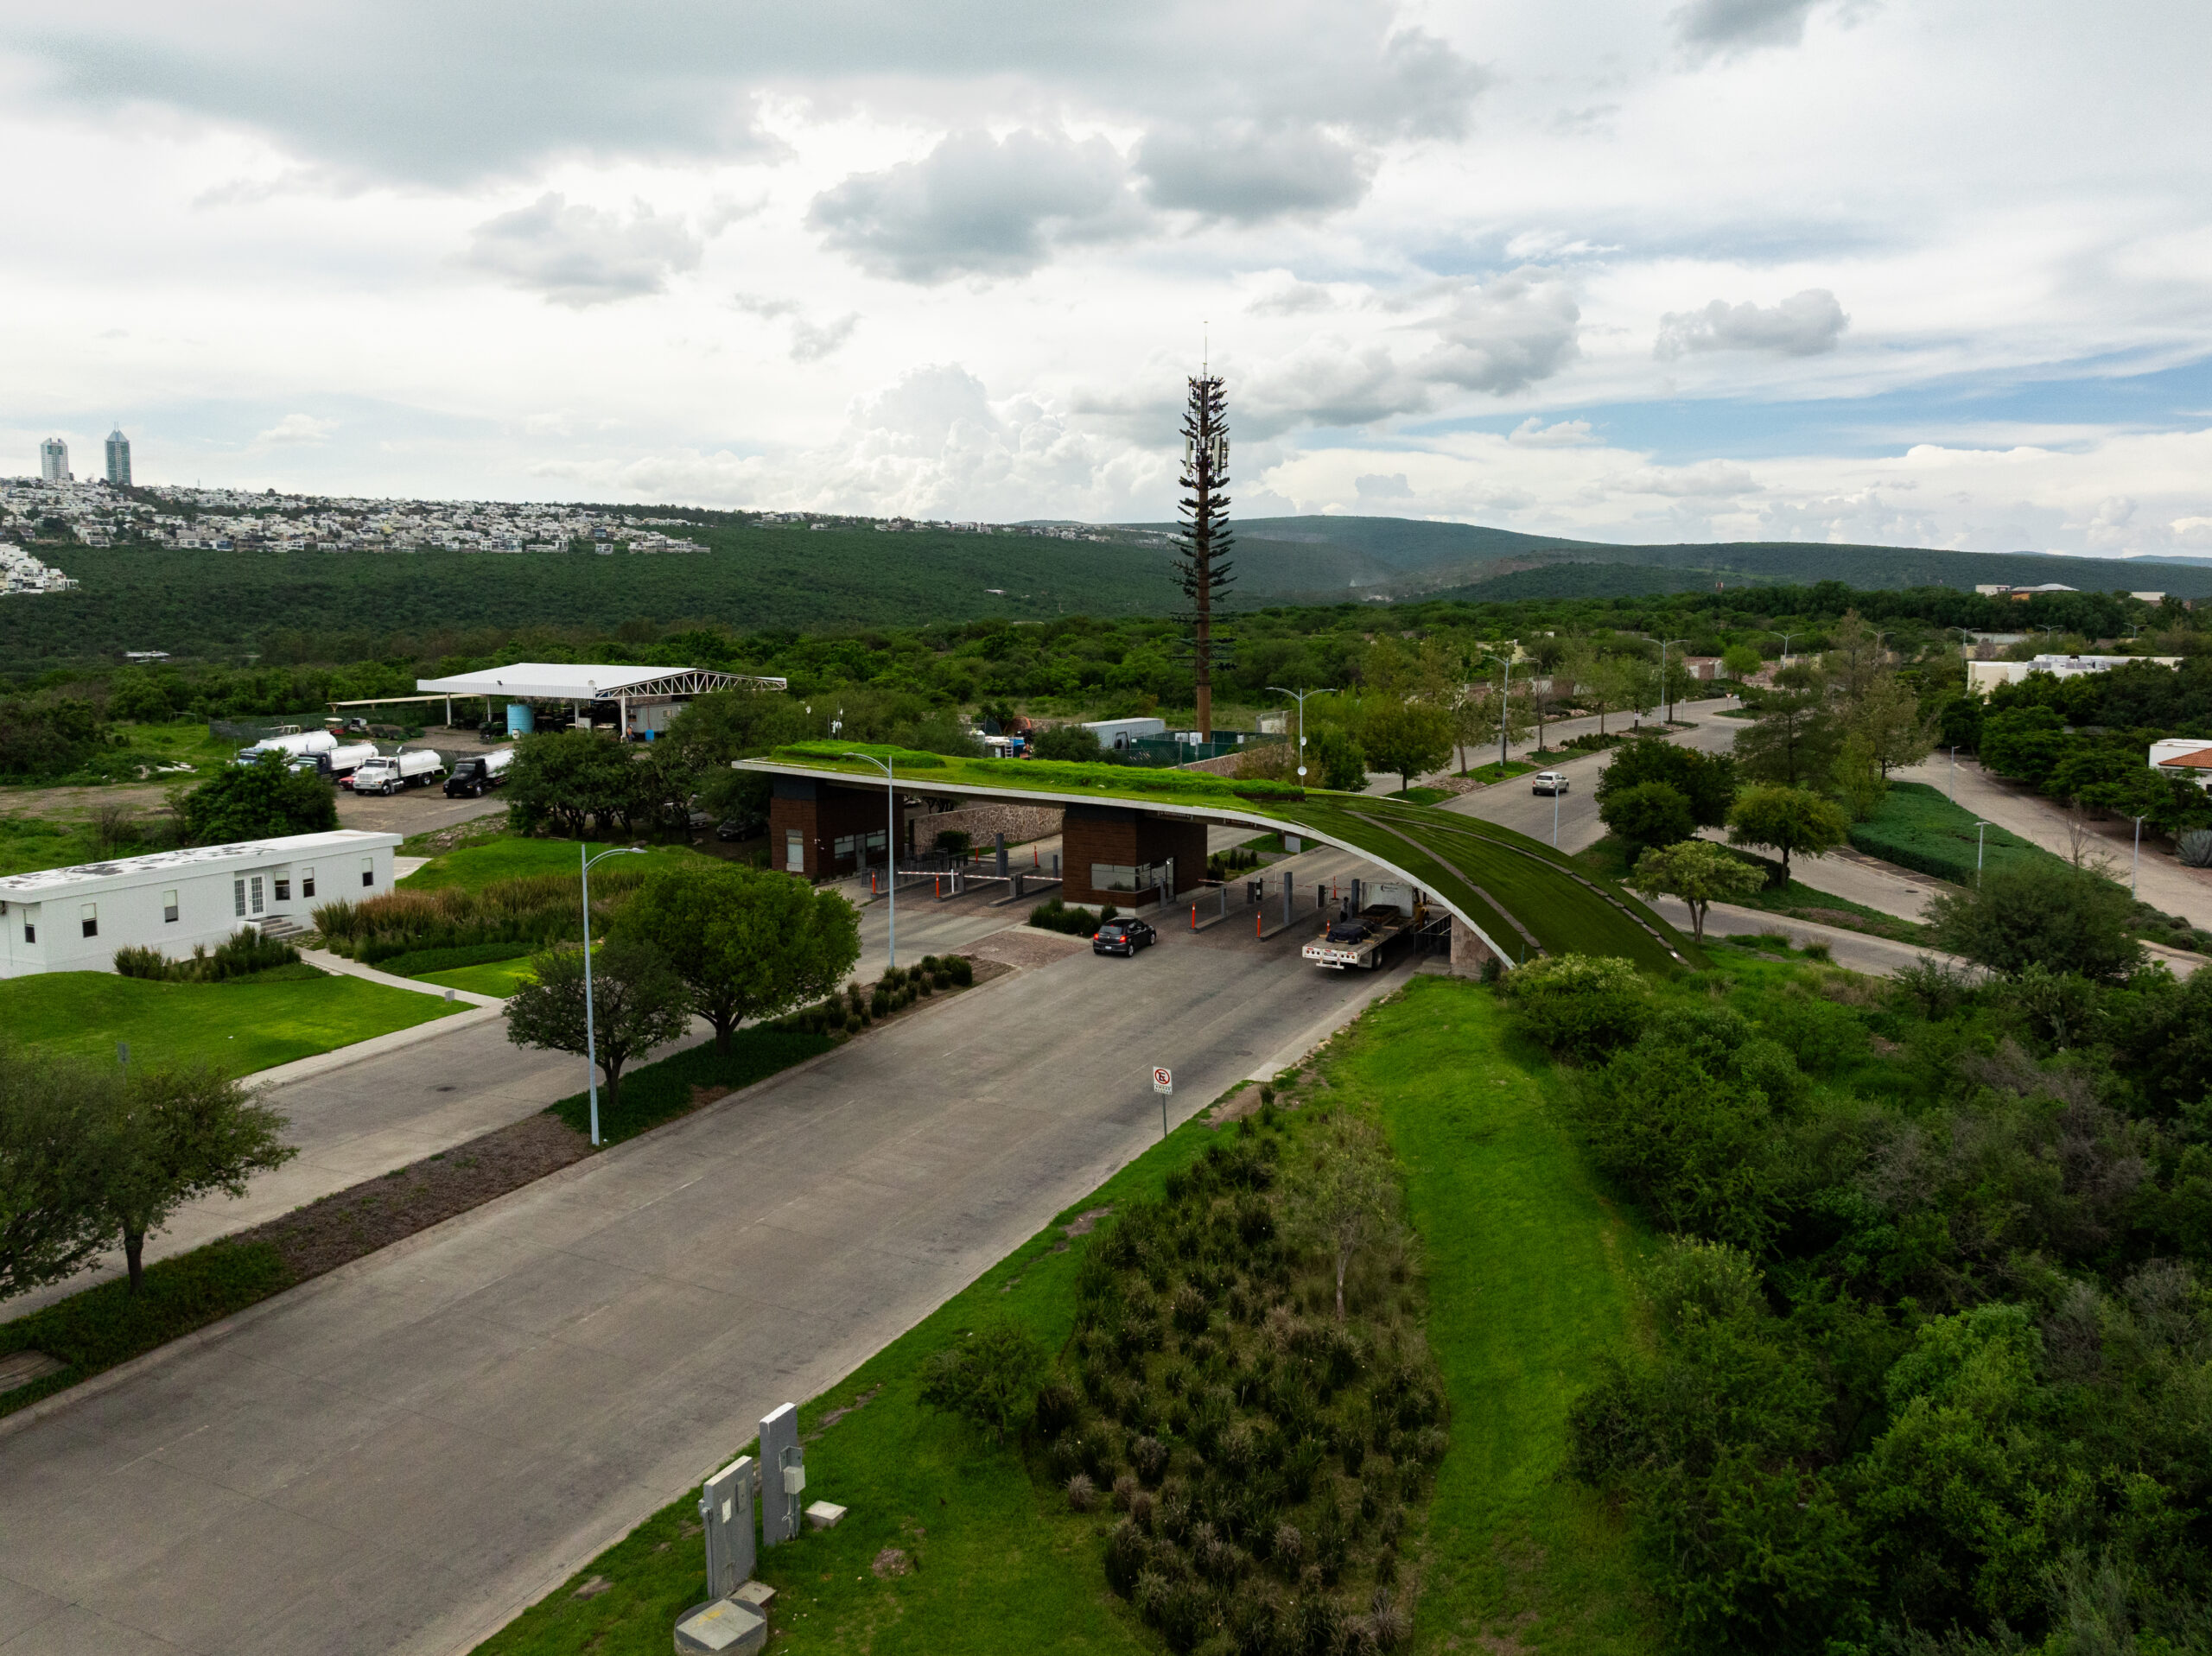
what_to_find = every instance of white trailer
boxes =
[1301,881,1425,971]
[351,749,447,795]
[237,729,337,765]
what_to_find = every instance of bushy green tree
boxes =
[177,752,338,843]
[613,864,859,1053]
[505,936,692,1108]
[1626,840,1765,944]
[0,1042,118,1298]
[1733,679,1843,788]
[1598,733,1739,826]
[1360,699,1453,792]
[1601,780,1696,863]
[1030,724,1118,763]
[1927,858,2144,982]
[1307,724,1368,791]
[100,1064,294,1292]
[1726,785,1849,881]
[504,729,649,838]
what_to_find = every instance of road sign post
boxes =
[1152,1066,1172,1138]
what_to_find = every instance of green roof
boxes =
[744,749,1693,973]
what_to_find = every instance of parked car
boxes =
[1093,917,1158,956]
[1530,771,1570,795]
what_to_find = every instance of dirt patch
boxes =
[808,1385,880,1442]
[965,926,1090,969]
[243,1112,590,1282]
[1060,1206,1114,1238]
[872,1547,911,1579]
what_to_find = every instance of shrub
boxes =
[112,929,300,983]
[918,1317,1050,1443]
[1500,953,1648,1060]
[1066,1473,1097,1512]
[1927,857,2145,983]
[314,864,650,961]
[2178,828,2212,868]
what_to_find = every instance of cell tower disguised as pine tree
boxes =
[1173,371,1234,739]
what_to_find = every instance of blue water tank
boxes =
[505,702,535,735]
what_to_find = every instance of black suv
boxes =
[1093,917,1158,956]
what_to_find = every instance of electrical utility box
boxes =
[700,1456,759,1600]
[759,1404,804,1546]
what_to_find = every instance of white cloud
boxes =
[1136,123,1375,221]
[1510,416,1599,447]
[1417,268,1582,395]
[1613,460,1763,497]
[257,412,335,444]
[1354,472,1413,499]
[461,194,702,307]
[809,130,1140,282]
[1671,0,1843,61]
[1655,289,1849,358]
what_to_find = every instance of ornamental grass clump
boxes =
[1033,1109,1446,1653]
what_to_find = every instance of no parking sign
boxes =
[1152,1066,1173,1094]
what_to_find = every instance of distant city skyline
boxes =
[5,3,2210,557]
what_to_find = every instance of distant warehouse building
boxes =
[411,663,788,739]
[1967,653,2185,696]
[0,830,399,978]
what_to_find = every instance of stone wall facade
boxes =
[913,803,1063,849]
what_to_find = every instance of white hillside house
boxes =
[0,830,399,978]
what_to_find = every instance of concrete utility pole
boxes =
[580,842,647,1146]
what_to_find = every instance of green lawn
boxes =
[1397,786,1454,805]
[1459,758,1537,785]
[1847,781,2056,885]
[0,970,465,1075]
[418,957,538,997]
[0,816,104,878]
[399,836,711,891]
[1330,975,1659,1653]
[1573,834,1937,949]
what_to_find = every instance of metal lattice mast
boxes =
[1173,374,1235,739]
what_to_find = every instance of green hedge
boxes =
[0,1240,294,1418]
[546,1027,835,1145]
[378,941,535,978]
[1847,782,2056,885]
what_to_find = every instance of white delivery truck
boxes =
[236,729,337,765]
[291,741,379,784]
[351,749,447,796]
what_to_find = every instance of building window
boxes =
[81,904,99,939]
[360,856,374,888]
[234,879,246,917]
[302,868,315,898]
[249,876,264,915]
[274,878,291,902]
[22,920,34,944]
[832,834,855,860]
[1090,860,1171,895]
[864,830,887,853]
[162,890,178,923]
[785,831,804,872]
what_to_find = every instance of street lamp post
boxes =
[1658,638,1690,724]
[1769,630,1798,666]
[1479,654,1513,769]
[843,752,899,969]
[1948,745,1961,802]
[580,841,647,1147]
[1268,686,1316,783]
[2133,815,2146,897]
[1974,820,1993,886]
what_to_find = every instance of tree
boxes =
[1596,733,1738,828]
[1601,780,1696,863]
[1849,674,1936,777]
[1307,723,1369,791]
[0,1042,119,1300]
[1829,731,1888,822]
[1733,682,1844,788]
[1360,699,1452,792]
[1720,644,1764,681]
[1294,1121,1401,1322]
[1726,785,1850,882]
[614,864,860,1054]
[1821,611,1887,703]
[1626,840,1766,944]
[100,1065,295,1292]
[505,936,693,1108]
[1926,858,2144,982]
[1031,724,1117,763]
[178,752,338,844]
[505,729,649,838]
[918,1317,1050,1444]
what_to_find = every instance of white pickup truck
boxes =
[351,749,447,795]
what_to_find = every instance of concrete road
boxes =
[0,911,1408,1656]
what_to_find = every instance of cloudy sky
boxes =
[8,0,2212,557]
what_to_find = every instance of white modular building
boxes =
[1967,654,2186,696]
[2150,738,2212,791]
[0,830,400,978]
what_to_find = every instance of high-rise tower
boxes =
[105,428,131,487]
[39,438,69,483]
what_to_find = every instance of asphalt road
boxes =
[0,908,1412,1656]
